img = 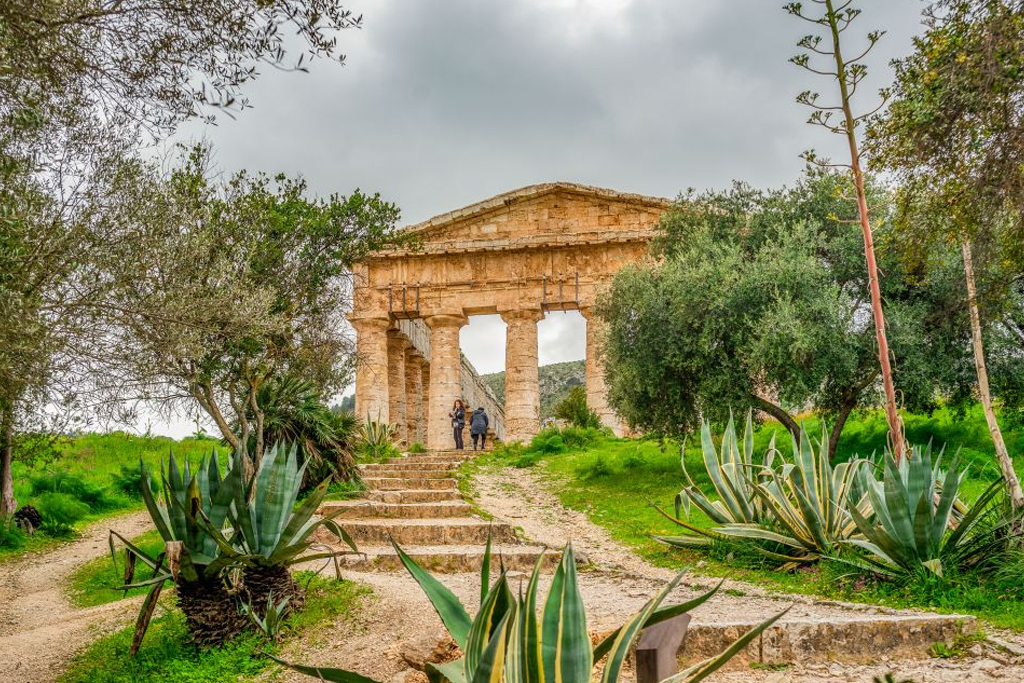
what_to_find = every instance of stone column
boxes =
[351,317,391,423]
[387,329,409,445]
[500,308,544,443]
[581,307,624,435]
[424,314,467,450]
[421,362,431,445]
[405,348,425,447]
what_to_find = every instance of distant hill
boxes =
[480,359,585,419]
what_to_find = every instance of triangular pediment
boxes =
[391,182,671,254]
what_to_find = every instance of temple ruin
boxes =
[349,182,671,448]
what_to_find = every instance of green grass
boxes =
[492,406,1024,631]
[68,529,164,608]
[61,572,369,683]
[1,432,227,565]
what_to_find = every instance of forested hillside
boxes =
[480,359,585,418]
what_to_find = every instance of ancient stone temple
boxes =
[349,182,671,448]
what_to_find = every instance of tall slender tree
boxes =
[869,0,1024,508]
[786,0,906,460]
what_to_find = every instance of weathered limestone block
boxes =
[425,314,466,450]
[501,308,544,443]
[351,317,391,423]
[387,329,410,445]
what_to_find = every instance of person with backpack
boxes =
[469,406,489,450]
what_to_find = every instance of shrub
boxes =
[0,513,27,548]
[529,430,566,455]
[576,452,614,480]
[559,425,603,449]
[30,470,117,511]
[110,462,158,499]
[35,492,90,536]
[553,386,601,429]
[407,441,426,453]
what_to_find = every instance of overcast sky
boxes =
[147,0,928,437]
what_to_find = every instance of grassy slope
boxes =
[61,572,369,683]
[531,407,1024,630]
[2,433,226,564]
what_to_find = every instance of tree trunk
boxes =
[0,401,16,516]
[825,0,905,462]
[749,394,800,441]
[827,401,856,462]
[192,383,239,449]
[961,239,1024,509]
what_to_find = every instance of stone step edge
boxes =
[676,613,976,667]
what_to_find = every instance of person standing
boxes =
[448,399,466,450]
[470,406,489,450]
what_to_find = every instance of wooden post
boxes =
[636,613,691,683]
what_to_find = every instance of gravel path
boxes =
[0,510,150,683]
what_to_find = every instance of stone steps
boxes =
[340,544,561,573]
[366,489,464,503]
[362,477,457,491]
[359,468,457,479]
[324,518,518,545]
[321,500,473,519]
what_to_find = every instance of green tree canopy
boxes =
[599,170,973,458]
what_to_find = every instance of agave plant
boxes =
[110,450,244,652]
[679,413,776,524]
[111,443,358,652]
[242,591,291,642]
[845,444,1009,578]
[274,538,788,683]
[357,415,399,461]
[710,425,868,565]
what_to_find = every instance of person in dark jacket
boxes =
[448,399,466,450]
[469,407,489,450]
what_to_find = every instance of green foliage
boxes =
[110,462,159,499]
[674,413,773,527]
[847,446,1015,579]
[115,442,359,650]
[408,441,427,454]
[600,170,973,453]
[240,375,358,490]
[276,541,786,683]
[60,573,367,683]
[553,387,601,429]
[242,592,291,642]
[35,492,90,536]
[70,530,164,608]
[0,513,26,548]
[30,470,121,511]
[356,418,400,462]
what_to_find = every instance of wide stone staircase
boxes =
[315,450,558,572]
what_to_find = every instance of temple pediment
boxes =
[377,182,672,256]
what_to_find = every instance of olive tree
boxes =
[599,171,972,460]
[100,145,400,468]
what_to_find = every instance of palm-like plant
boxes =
[845,444,1010,578]
[274,539,788,683]
[241,375,358,488]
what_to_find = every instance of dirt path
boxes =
[0,510,150,683]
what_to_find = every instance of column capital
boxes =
[499,307,545,324]
[424,313,467,329]
[348,316,391,331]
[578,305,595,320]
[405,347,426,364]
[386,327,411,347]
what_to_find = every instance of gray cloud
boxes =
[152,0,927,435]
